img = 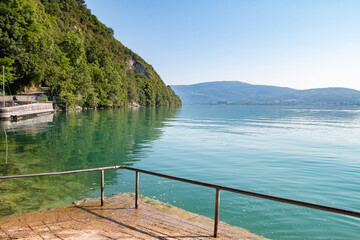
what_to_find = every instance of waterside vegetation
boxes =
[0,0,181,107]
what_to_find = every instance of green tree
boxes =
[0,0,181,107]
[0,57,15,84]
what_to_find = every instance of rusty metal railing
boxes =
[1,165,359,238]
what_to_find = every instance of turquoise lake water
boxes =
[0,105,359,239]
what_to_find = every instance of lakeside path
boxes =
[0,193,268,240]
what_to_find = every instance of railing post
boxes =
[135,171,139,209]
[100,170,104,206]
[214,188,220,238]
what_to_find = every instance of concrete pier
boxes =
[0,103,54,120]
[0,193,267,240]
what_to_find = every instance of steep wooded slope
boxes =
[0,0,181,107]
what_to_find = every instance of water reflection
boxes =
[1,113,55,132]
[2,128,7,164]
[1,114,56,165]
[0,107,179,217]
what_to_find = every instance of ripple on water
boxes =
[1,106,360,239]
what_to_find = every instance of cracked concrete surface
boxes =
[0,193,268,240]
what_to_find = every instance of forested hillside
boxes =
[0,0,181,107]
[171,81,360,105]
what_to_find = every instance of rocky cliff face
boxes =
[127,59,149,78]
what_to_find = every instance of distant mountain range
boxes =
[171,81,360,105]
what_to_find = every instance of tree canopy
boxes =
[0,0,181,107]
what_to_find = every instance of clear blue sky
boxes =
[85,0,360,90]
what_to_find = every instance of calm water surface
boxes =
[0,105,359,239]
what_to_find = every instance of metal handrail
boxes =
[0,166,119,179]
[1,165,359,238]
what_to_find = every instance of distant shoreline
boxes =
[171,81,360,105]
[182,102,360,106]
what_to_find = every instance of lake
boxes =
[0,105,359,239]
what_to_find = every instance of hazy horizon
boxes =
[170,80,360,91]
[85,0,360,91]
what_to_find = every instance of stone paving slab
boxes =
[0,193,268,240]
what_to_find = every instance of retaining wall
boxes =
[0,103,54,120]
